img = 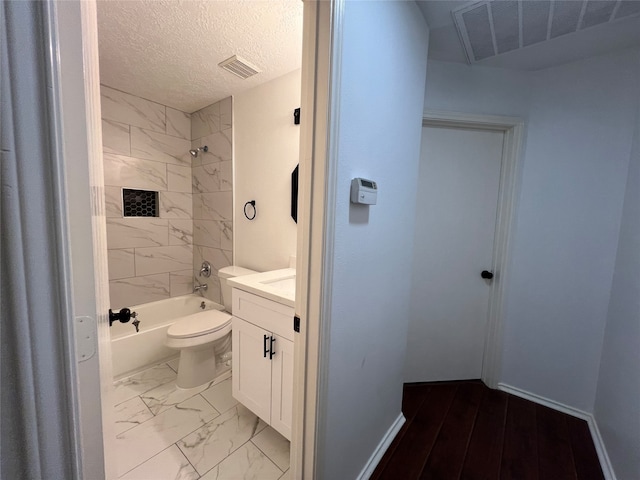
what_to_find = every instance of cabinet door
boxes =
[270,334,294,440]
[232,317,271,423]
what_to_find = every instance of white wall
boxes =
[424,60,532,118]
[316,2,429,479]
[500,48,639,412]
[594,69,640,480]
[234,70,301,272]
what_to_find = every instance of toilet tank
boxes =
[218,266,258,312]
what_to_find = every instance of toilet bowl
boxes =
[166,265,256,388]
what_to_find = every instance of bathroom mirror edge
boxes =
[291,164,299,223]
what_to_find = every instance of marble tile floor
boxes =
[113,360,291,480]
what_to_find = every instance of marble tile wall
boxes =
[101,86,194,308]
[191,97,234,304]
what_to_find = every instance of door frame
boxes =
[293,0,343,477]
[422,110,525,388]
[44,0,335,478]
[47,1,115,478]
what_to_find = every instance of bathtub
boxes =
[110,294,224,378]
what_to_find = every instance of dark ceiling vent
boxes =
[453,0,640,63]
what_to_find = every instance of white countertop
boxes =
[227,268,295,307]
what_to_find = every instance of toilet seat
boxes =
[167,310,232,339]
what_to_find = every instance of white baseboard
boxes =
[498,383,616,480]
[497,383,591,420]
[356,413,406,480]
[585,415,616,480]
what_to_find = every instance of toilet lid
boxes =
[167,310,232,339]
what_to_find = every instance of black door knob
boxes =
[109,307,138,327]
[481,270,494,280]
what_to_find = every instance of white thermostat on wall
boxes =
[350,178,378,205]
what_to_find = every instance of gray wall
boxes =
[316,2,429,478]
[594,65,640,480]
[424,59,532,118]
[501,48,639,411]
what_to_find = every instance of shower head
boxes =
[189,145,208,158]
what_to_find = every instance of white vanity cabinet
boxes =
[231,289,294,441]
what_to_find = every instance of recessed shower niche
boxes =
[122,188,159,217]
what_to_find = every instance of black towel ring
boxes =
[244,200,256,220]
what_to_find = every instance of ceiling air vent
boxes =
[453,0,640,64]
[218,55,261,79]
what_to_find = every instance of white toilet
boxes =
[166,265,256,389]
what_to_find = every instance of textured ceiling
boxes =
[97,0,303,113]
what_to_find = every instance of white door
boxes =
[270,334,294,440]
[232,318,272,422]
[405,125,504,382]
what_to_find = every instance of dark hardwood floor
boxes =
[371,381,604,480]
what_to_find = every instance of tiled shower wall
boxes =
[101,87,234,307]
[101,86,194,308]
[191,98,234,303]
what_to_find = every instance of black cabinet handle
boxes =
[481,270,494,280]
[263,334,269,358]
[269,336,276,360]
